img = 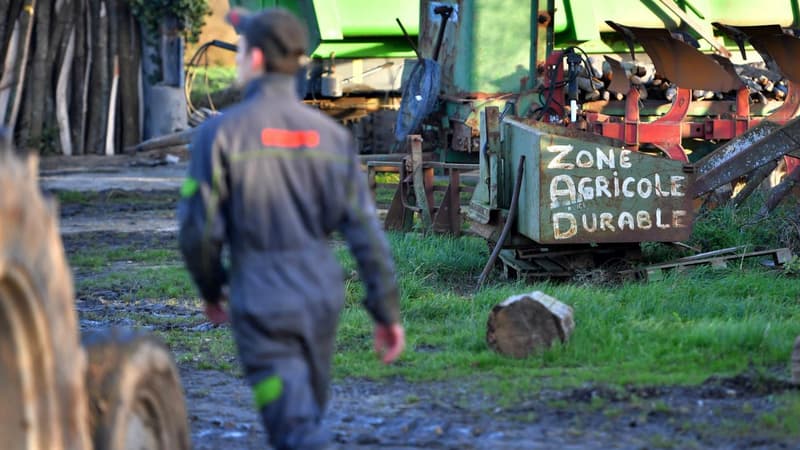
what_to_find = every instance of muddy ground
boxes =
[48,158,799,449]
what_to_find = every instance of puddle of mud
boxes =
[180,367,799,450]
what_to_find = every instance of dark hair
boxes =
[234,8,309,74]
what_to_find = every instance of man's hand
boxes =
[204,300,229,325]
[374,323,405,364]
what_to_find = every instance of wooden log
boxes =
[125,128,196,153]
[486,291,575,358]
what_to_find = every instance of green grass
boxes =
[334,255,800,390]
[70,247,179,271]
[67,190,800,400]
[188,66,237,106]
[70,232,800,390]
[75,266,195,301]
[55,189,178,206]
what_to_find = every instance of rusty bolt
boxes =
[537,13,550,25]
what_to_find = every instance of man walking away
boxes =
[177,7,405,449]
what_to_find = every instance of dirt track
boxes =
[50,158,799,449]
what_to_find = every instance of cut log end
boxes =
[486,291,575,359]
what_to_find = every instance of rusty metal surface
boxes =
[655,0,731,57]
[450,118,474,152]
[607,22,743,92]
[692,116,800,196]
[694,121,783,176]
[502,118,694,244]
[725,24,800,84]
[603,56,631,95]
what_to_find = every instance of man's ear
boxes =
[250,47,265,72]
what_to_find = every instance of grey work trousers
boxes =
[257,357,332,450]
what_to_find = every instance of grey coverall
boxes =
[178,73,400,449]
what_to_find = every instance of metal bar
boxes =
[395,18,420,60]
[692,116,800,197]
[530,0,555,90]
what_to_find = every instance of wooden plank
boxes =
[626,247,793,280]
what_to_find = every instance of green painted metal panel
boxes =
[228,0,419,57]
[313,39,418,58]
[419,0,533,95]
[335,0,420,36]
[501,119,695,244]
[313,0,345,40]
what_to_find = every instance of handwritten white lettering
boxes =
[547,145,575,169]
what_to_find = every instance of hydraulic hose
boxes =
[475,154,526,292]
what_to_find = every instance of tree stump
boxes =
[486,291,575,358]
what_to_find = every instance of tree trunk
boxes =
[45,0,74,150]
[0,19,20,124]
[105,56,119,155]
[69,0,88,154]
[106,0,120,151]
[0,0,24,68]
[87,0,109,154]
[7,0,35,134]
[486,291,575,358]
[117,0,140,149]
[56,28,75,155]
[24,0,52,146]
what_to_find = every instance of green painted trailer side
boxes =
[418,0,800,96]
[468,114,695,244]
[227,0,420,58]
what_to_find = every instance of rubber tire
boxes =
[83,330,190,450]
[0,147,92,449]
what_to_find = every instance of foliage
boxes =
[127,0,211,44]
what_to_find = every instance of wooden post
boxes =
[410,135,432,229]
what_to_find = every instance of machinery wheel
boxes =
[0,139,91,449]
[84,330,190,450]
